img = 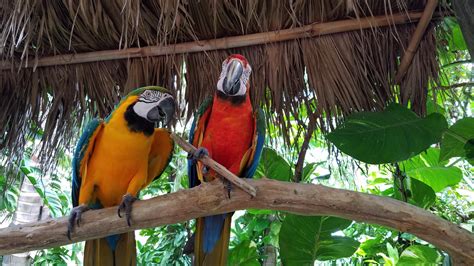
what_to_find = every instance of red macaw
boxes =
[188,54,266,265]
[68,86,176,265]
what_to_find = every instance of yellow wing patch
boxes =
[146,128,174,185]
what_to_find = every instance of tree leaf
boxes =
[439,117,474,162]
[255,148,292,181]
[327,104,448,164]
[393,176,436,209]
[405,167,462,192]
[316,236,360,261]
[397,245,441,265]
[445,17,468,51]
[279,215,358,265]
[227,240,260,266]
[464,138,474,162]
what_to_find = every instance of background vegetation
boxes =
[0,17,472,265]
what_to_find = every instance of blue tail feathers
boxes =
[203,214,228,253]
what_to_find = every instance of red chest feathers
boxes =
[201,98,254,172]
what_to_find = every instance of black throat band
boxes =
[124,103,154,136]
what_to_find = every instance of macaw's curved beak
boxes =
[147,96,176,127]
[222,60,243,95]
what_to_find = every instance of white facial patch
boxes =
[133,90,173,121]
[216,59,252,96]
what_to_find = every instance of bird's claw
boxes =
[117,194,137,226]
[225,180,232,199]
[188,147,209,161]
[67,205,90,240]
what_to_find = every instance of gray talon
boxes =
[67,205,90,240]
[193,147,209,160]
[118,194,137,226]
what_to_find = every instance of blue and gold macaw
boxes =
[188,54,266,265]
[68,86,176,265]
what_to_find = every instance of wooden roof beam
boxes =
[394,0,439,84]
[1,10,439,71]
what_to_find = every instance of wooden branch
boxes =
[394,0,438,84]
[0,179,472,263]
[1,11,438,70]
[170,133,257,197]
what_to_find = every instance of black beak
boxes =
[146,97,175,126]
[222,60,243,95]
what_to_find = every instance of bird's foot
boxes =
[117,194,138,226]
[187,147,209,161]
[67,205,90,240]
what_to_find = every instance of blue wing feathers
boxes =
[243,108,266,178]
[71,118,101,207]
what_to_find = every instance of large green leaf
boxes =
[440,117,474,162]
[255,148,292,181]
[405,167,462,192]
[327,104,448,164]
[397,245,441,265]
[401,148,462,192]
[279,215,359,265]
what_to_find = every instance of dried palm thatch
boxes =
[0,0,442,171]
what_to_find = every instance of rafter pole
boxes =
[394,0,439,83]
[1,11,439,70]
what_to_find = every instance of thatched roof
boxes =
[0,0,442,168]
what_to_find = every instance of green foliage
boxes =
[227,240,260,266]
[279,215,359,265]
[401,148,462,192]
[393,176,436,209]
[397,245,442,265]
[440,117,474,163]
[33,244,82,265]
[255,148,292,181]
[444,17,468,52]
[137,223,190,265]
[327,104,448,164]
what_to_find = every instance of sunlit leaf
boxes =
[255,148,292,181]
[327,104,448,164]
[405,166,462,192]
[279,215,359,265]
[398,245,442,265]
[440,117,474,162]
[227,240,260,266]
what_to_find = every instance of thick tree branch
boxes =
[0,179,472,263]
